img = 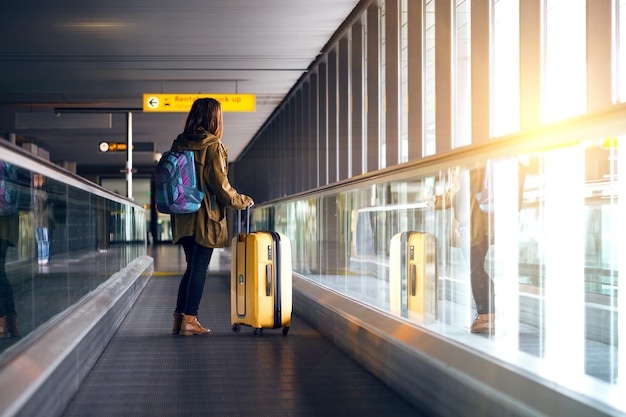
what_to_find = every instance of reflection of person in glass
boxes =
[0,163,19,338]
[464,167,495,333]
[33,174,49,265]
[433,166,495,334]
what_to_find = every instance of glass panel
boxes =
[101,177,152,241]
[544,0,587,122]
[0,155,145,357]
[453,0,471,148]
[493,0,520,136]
[618,136,626,389]
[380,1,387,168]
[400,0,409,163]
[424,0,436,156]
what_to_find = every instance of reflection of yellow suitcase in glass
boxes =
[389,231,437,323]
[231,226,292,336]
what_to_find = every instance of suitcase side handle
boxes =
[266,264,272,296]
[411,264,416,297]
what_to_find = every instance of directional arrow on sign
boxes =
[147,97,160,109]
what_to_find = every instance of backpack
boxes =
[154,150,205,214]
[0,161,18,216]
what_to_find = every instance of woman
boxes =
[170,98,253,336]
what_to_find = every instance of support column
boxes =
[126,112,133,200]
[407,0,424,161]
[520,0,542,130]
[435,0,452,153]
[385,0,400,167]
[471,0,491,144]
[586,0,613,111]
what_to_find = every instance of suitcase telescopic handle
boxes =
[237,207,251,235]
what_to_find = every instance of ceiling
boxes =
[0,0,360,177]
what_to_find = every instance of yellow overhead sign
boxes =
[143,94,256,113]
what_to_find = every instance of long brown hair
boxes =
[183,98,223,138]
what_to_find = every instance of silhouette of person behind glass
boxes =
[433,166,495,333]
[0,161,20,337]
[33,173,50,266]
[433,161,526,334]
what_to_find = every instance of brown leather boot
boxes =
[5,315,19,338]
[471,313,495,334]
[181,314,210,336]
[172,312,182,335]
[0,317,6,338]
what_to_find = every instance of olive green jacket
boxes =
[170,131,252,248]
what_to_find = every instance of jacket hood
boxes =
[173,131,220,150]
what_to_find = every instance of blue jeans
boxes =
[35,227,49,262]
[176,237,214,316]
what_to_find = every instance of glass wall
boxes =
[252,114,625,411]
[232,0,626,412]
[0,143,146,357]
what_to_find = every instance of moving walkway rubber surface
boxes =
[61,251,423,416]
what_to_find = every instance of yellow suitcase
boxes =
[389,231,437,324]
[231,228,292,336]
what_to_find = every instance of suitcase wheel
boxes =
[253,328,263,336]
[282,327,289,336]
[232,324,241,333]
